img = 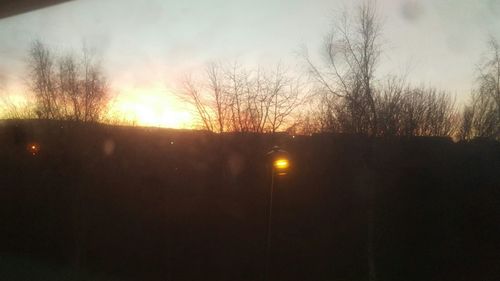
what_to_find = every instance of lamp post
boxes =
[264,146,290,281]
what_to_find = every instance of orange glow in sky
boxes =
[0,85,195,129]
[108,87,194,129]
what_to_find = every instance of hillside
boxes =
[1,120,499,281]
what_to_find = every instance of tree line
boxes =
[179,2,498,140]
[302,2,498,140]
[0,2,498,140]
[179,62,303,133]
[1,40,108,123]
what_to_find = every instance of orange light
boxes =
[273,159,289,170]
[108,89,193,128]
[27,143,40,155]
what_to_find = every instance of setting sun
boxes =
[109,88,194,129]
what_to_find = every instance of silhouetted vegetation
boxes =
[180,62,302,133]
[26,40,108,122]
[459,38,500,141]
[304,2,381,136]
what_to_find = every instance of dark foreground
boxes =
[1,120,499,281]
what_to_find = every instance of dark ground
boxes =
[1,120,499,281]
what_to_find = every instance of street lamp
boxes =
[273,158,290,176]
[264,146,290,281]
[268,146,290,176]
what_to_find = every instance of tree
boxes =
[28,40,60,119]
[460,37,500,140]
[375,77,457,137]
[28,40,108,122]
[79,47,108,122]
[181,73,216,132]
[304,4,383,279]
[400,86,456,137]
[305,2,458,139]
[207,63,231,132]
[305,1,381,136]
[261,65,301,133]
[459,92,498,140]
[58,54,81,120]
[479,38,500,116]
[179,62,300,133]
[374,76,405,137]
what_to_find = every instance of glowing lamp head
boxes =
[273,158,290,176]
[267,146,290,176]
[273,159,289,170]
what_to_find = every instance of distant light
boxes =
[292,135,296,138]
[27,143,40,156]
[273,159,289,170]
[170,141,174,145]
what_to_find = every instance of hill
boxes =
[1,119,499,281]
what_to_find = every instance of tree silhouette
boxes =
[460,37,500,140]
[180,62,300,133]
[27,40,108,122]
[305,1,380,136]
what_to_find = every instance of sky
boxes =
[0,0,499,127]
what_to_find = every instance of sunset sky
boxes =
[1,0,499,128]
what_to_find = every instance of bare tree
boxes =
[80,47,108,122]
[28,40,60,119]
[305,1,381,136]
[459,105,474,141]
[285,108,323,136]
[181,75,216,132]
[375,76,405,137]
[305,2,459,139]
[262,65,301,133]
[58,54,81,120]
[224,62,250,132]
[421,88,456,137]
[375,78,457,137]
[460,37,500,140]
[401,87,456,137]
[207,63,231,132]
[304,4,383,279]
[28,40,108,122]
[460,92,499,140]
[479,38,500,115]
[179,62,300,133]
